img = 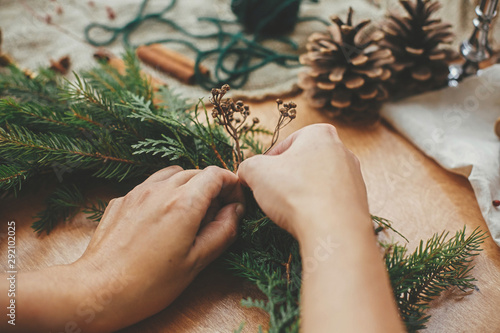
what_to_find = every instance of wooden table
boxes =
[1,93,500,333]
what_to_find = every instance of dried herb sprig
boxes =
[210,84,257,169]
[265,98,297,154]
[210,84,297,169]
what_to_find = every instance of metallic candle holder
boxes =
[449,0,499,83]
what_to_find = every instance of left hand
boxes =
[8,166,245,333]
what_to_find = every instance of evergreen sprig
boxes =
[385,227,487,331]
[0,53,486,332]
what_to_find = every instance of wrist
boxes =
[65,258,134,332]
[14,263,96,332]
[295,208,374,255]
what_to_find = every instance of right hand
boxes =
[237,124,371,242]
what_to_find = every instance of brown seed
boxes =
[493,200,500,207]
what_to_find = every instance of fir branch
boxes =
[0,124,148,182]
[83,198,108,222]
[0,98,82,137]
[372,215,409,241]
[32,184,86,234]
[0,65,60,104]
[0,163,31,193]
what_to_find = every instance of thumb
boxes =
[237,154,267,188]
[190,202,245,270]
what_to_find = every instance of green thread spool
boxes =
[231,0,302,35]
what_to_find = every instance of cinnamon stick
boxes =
[136,44,208,85]
[149,43,209,76]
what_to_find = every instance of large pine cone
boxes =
[381,0,457,97]
[299,7,394,123]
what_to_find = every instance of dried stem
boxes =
[209,85,297,170]
[264,99,297,154]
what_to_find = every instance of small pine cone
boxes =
[381,0,458,98]
[299,7,393,124]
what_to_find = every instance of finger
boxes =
[183,166,244,222]
[185,166,244,204]
[142,166,184,184]
[200,198,221,229]
[237,154,268,188]
[268,123,341,156]
[266,129,299,156]
[163,169,203,187]
[190,202,244,270]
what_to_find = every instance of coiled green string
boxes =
[84,0,328,90]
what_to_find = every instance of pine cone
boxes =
[299,8,393,123]
[381,0,457,97]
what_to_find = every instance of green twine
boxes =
[84,0,328,90]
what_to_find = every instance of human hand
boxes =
[238,124,404,333]
[238,124,370,243]
[72,165,245,332]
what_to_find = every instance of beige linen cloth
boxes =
[0,0,383,100]
[381,66,500,246]
[1,0,486,100]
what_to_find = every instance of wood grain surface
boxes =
[1,93,500,333]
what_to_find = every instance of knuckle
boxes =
[313,123,338,136]
[166,165,183,172]
[164,189,191,212]
[204,165,222,175]
[124,184,154,204]
[108,198,119,206]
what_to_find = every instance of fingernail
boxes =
[235,203,245,219]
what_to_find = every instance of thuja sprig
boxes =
[210,84,297,169]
